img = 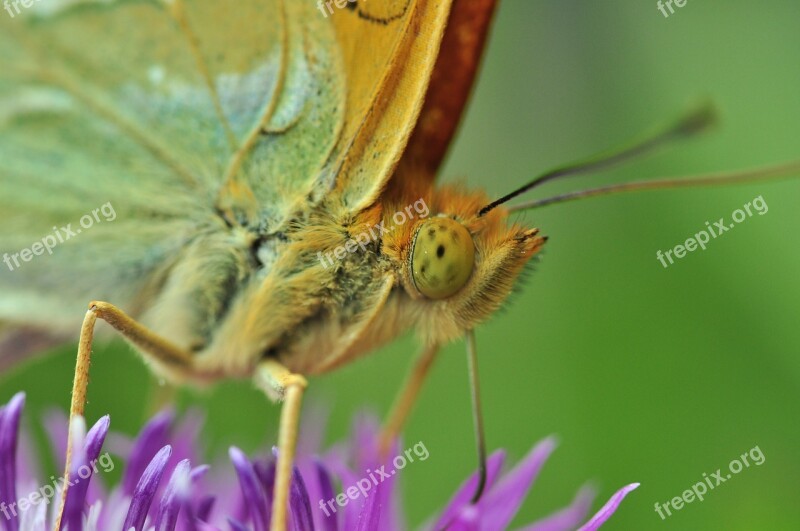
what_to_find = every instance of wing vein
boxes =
[166,0,238,152]
[4,22,203,189]
[219,0,290,191]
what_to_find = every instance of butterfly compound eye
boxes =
[410,217,475,299]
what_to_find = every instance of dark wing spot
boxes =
[355,0,410,25]
[436,245,445,258]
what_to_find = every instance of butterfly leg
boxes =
[255,359,308,531]
[54,301,194,529]
[378,343,439,456]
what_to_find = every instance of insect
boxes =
[1,1,798,529]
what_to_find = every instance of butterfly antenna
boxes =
[466,329,488,504]
[478,101,717,216]
[508,160,800,211]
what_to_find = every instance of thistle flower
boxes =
[0,393,637,530]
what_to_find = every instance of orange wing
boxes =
[326,0,455,212]
[399,0,499,180]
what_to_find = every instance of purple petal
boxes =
[191,464,211,483]
[0,392,25,531]
[519,485,595,531]
[123,444,173,531]
[296,456,326,530]
[195,495,216,522]
[324,453,361,530]
[1,393,640,531]
[229,447,270,531]
[19,497,47,530]
[270,446,313,531]
[256,455,277,506]
[84,415,111,465]
[325,420,401,531]
[227,518,250,531]
[184,465,214,526]
[15,427,40,492]
[123,410,173,494]
[83,415,112,504]
[577,483,640,531]
[354,480,382,531]
[61,415,111,531]
[181,495,215,531]
[351,414,380,473]
[374,443,403,531]
[478,437,558,529]
[432,450,506,530]
[155,458,191,531]
[445,504,481,531]
[289,461,313,531]
[314,459,338,531]
[255,457,276,522]
[170,411,204,472]
[61,416,88,531]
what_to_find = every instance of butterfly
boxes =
[1,0,798,529]
[0,0,506,527]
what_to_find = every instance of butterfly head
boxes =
[408,216,475,300]
[382,185,546,344]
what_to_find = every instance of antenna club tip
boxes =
[677,101,720,136]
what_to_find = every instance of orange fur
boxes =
[188,178,544,381]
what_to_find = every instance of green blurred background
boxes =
[2,1,799,529]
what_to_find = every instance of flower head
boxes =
[0,393,637,530]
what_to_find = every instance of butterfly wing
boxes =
[0,0,343,335]
[398,0,499,180]
[0,0,466,369]
[324,0,455,211]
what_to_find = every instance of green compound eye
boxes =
[410,217,475,300]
